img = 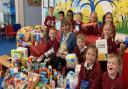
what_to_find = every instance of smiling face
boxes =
[90,12,97,22]
[59,14,64,21]
[107,57,119,76]
[76,14,83,22]
[105,14,113,24]
[61,19,70,34]
[85,48,96,65]
[49,7,54,16]
[77,38,85,49]
[103,24,112,38]
[49,29,56,40]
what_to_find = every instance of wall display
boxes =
[42,0,128,35]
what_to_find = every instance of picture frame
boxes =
[28,0,41,6]
[49,0,55,7]
[43,0,49,8]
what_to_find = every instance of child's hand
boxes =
[120,43,126,52]
[37,58,42,62]
[40,55,44,59]
[51,21,55,27]
[98,37,102,40]
[46,20,51,26]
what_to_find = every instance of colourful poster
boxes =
[42,0,128,34]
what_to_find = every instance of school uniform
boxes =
[43,38,60,67]
[44,15,56,30]
[46,38,60,54]
[73,45,86,64]
[77,62,101,89]
[100,71,125,89]
[44,15,56,41]
[83,22,99,36]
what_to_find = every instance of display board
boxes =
[42,0,128,34]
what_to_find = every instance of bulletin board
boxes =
[42,0,128,34]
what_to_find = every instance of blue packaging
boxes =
[80,80,89,89]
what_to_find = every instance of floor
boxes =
[0,37,16,56]
[0,37,16,87]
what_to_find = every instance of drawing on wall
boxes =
[42,0,128,34]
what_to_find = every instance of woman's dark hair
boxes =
[102,12,113,24]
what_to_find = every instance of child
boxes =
[73,34,86,64]
[55,11,65,31]
[74,12,83,34]
[99,23,117,54]
[77,45,101,89]
[38,28,59,63]
[99,12,116,40]
[66,10,75,30]
[83,12,100,36]
[100,53,124,89]
[53,44,68,72]
[44,7,56,31]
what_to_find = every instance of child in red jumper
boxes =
[44,7,56,30]
[38,28,59,64]
[77,45,101,89]
[83,12,100,36]
[99,23,117,54]
[100,53,125,89]
[73,34,86,64]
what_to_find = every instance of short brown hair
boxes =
[49,6,54,10]
[49,27,57,33]
[77,34,85,41]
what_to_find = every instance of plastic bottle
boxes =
[58,75,64,87]
[66,79,70,89]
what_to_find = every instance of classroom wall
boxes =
[23,0,41,26]
[0,0,4,24]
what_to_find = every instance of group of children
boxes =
[37,7,125,89]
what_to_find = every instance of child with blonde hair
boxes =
[73,34,86,64]
[100,53,124,89]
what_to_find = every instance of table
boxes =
[122,48,128,89]
[0,55,11,68]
